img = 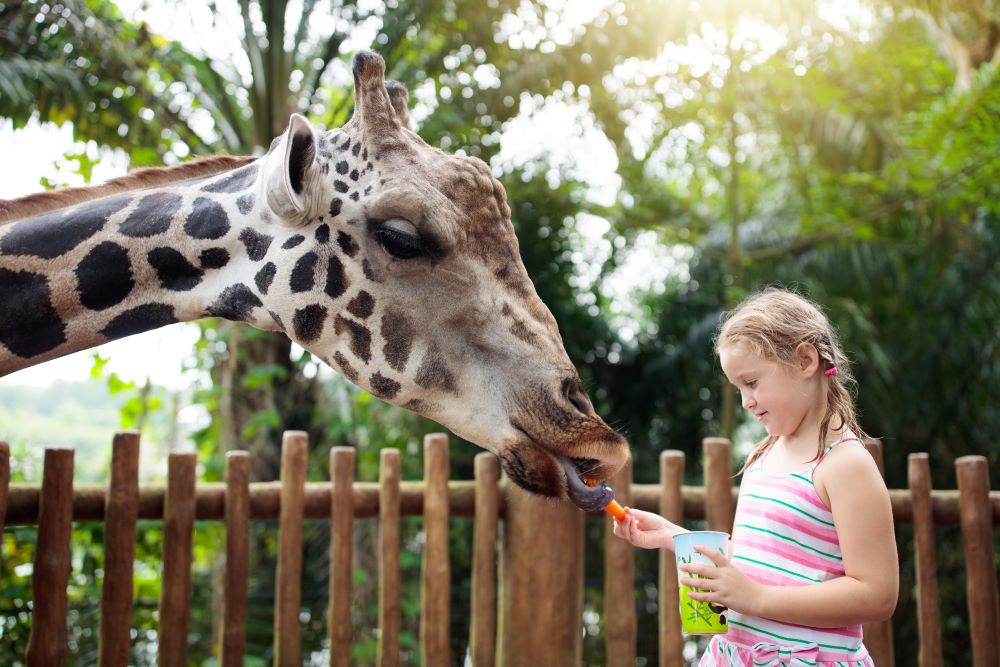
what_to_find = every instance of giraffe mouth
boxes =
[507,420,624,509]
[558,456,616,513]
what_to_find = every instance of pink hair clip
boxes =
[824,367,838,376]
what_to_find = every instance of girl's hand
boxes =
[679,545,762,615]
[611,508,682,550]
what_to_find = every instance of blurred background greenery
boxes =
[1,0,998,664]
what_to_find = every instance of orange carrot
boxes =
[584,478,628,521]
[603,498,628,521]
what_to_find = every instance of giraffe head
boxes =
[251,52,628,505]
[0,51,628,507]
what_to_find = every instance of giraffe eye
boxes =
[375,218,424,259]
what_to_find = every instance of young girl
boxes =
[614,288,898,666]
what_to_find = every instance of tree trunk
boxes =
[721,109,743,440]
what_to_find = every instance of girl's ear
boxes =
[794,342,820,376]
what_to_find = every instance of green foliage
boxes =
[0,0,217,164]
[0,380,125,482]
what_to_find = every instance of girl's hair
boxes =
[715,287,868,474]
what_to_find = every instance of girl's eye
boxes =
[745,380,757,389]
[375,218,424,259]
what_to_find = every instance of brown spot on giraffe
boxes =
[346,290,375,319]
[380,307,415,372]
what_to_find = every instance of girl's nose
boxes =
[742,393,756,410]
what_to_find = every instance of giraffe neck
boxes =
[0,161,317,376]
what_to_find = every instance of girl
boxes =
[614,288,898,666]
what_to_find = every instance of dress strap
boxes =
[825,435,864,452]
[807,436,865,475]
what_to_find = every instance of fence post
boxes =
[98,432,140,667]
[956,456,1000,667]
[158,451,197,667]
[378,448,401,667]
[421,433,451,665]
[659,451,685,667]
[470,452,499,667]
[498,482,584,666]
[605,459,636,667]
[703,438,734,532]
[863,441,895,667]
[25,447,74,667]
[329,447,355,667]
[0,441,9,547]
[274,431,308,667]
[908,453,943,667]
[220,450,251,667]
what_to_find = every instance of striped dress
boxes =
[698,438,875,667]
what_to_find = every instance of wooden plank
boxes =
[908,453,943,667]
[4,480,482,523]
[157,451,197,667]
[498,483,584,666]
[329,447,355,667]
[220,451,251,667]
[420,433,451,665]
[863,441,895,667]
[274,431,308,667]
[604,459,636,667]
[0,441,9,543]
[377,448,401,667]
[98,432,140,667]
[26,447,74,667]
[956,455,1000,667]
[703,438,734,532]
[5,480,997,526]
[470,452,498,667]
[659,451,685,667]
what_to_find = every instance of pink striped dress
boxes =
[698,438,876,667]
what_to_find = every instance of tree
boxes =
[885,0,1000,91]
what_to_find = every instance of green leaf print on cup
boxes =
[673,531,730,635]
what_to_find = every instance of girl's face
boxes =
[718,342,822,439]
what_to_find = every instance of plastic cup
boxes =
[674,530,730,635]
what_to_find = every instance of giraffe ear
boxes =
[264,113,317,220]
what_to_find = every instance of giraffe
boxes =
[0,51,628,510]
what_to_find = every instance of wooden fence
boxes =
[0,433,998,666]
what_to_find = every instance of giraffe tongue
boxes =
[558,457,615,513]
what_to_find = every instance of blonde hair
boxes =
[715,287,868,473]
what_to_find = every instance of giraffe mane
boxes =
[0,155,258,224]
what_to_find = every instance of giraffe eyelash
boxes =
[375,224,424,259]
[370,217,444,261]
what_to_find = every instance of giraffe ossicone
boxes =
[0,51,629,507]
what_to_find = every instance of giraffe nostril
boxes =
[562,377,594,416]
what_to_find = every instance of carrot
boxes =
[584,478,628,521]
[603,498,628,521]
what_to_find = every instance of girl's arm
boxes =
[683,445,898,627]
[613,508,688,551]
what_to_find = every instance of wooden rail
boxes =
[0,433,997,666]
[4,480,996,526]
